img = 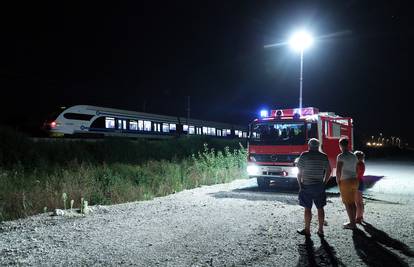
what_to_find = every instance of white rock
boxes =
[54,209,65,216]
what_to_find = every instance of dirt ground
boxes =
[1,178,413,266]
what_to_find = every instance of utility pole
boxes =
[142,99,147,112]
[186,96,190,125]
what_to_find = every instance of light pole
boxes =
[289,31,313,112]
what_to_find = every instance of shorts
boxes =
[339,179,359,204]
[357,179,365,192]
[298,183,326,209]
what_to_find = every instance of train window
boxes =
[196,127,202,135]
[227,129,231,135]
[169,123,176,131]
[243,132,247,138]
[162,123,169,133]
[208,127,216,136]
[222,129,227,137]
[183,125,188,132]
[202,127,208,135]
[117,119,122,129]
[217,129,222,136]
[138,120,144,131]
[154,123,161,132]
[189,126,195,134]
[122,120,127,130]
[235,130,239,137]
[129,120,138,131]
[63,113,94,121]
[105,117,115,129]
[144,121,151,131]
[238,131,243,138]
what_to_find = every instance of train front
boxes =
[247,108,318,188]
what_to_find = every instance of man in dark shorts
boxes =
[296,138,331,237]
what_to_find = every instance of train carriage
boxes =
[43,105,248,139]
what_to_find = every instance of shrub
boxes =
[0,139,247,221]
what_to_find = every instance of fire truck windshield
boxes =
[249,122,306,145]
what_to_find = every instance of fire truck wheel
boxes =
[257,177,270,189]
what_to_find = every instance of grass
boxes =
[0,126,246,168]
[0,127,247,221]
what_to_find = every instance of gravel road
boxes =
[1,178,413,266]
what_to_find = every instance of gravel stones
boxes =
[1,179,413,266]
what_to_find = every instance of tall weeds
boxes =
[0,128,247,221]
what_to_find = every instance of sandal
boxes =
[317,230,324,237]
[343,222,356,230]
[297,229,311,236]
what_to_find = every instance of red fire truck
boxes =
[247,107,353,188]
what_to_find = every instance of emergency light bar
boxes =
[271,107,319,117]
[260,110,269,118]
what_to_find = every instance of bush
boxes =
[0,138,247,221]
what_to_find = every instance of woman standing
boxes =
[336,137,359,229]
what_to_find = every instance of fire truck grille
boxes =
[251,154,298,163]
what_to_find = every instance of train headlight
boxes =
[50,121,61,128]
[247,165,260,176]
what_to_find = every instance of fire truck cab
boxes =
[247,107,353,188]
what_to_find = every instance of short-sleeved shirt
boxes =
[356,161,365,181]
[337,151,357,180]
[297,150,330,185]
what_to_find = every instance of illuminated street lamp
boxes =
[288,30,313,112]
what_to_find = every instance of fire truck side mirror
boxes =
[294,157,299,166]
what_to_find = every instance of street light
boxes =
[288,30,313,112]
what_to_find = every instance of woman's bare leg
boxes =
[355,191,364,222]
[344,203,356,227]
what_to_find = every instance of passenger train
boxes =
[43,105,248,139]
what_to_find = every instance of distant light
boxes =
[289,30,314,52]
[260,110,269,118]
[366,142,371,146]
[50,121,57,128]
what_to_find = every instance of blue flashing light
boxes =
[260,110,269,118]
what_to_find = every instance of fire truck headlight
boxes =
[291,167,299,176]
[247,165,260,176]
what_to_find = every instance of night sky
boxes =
[0,1,411,143]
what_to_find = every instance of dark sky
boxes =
[0,1,411,143]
